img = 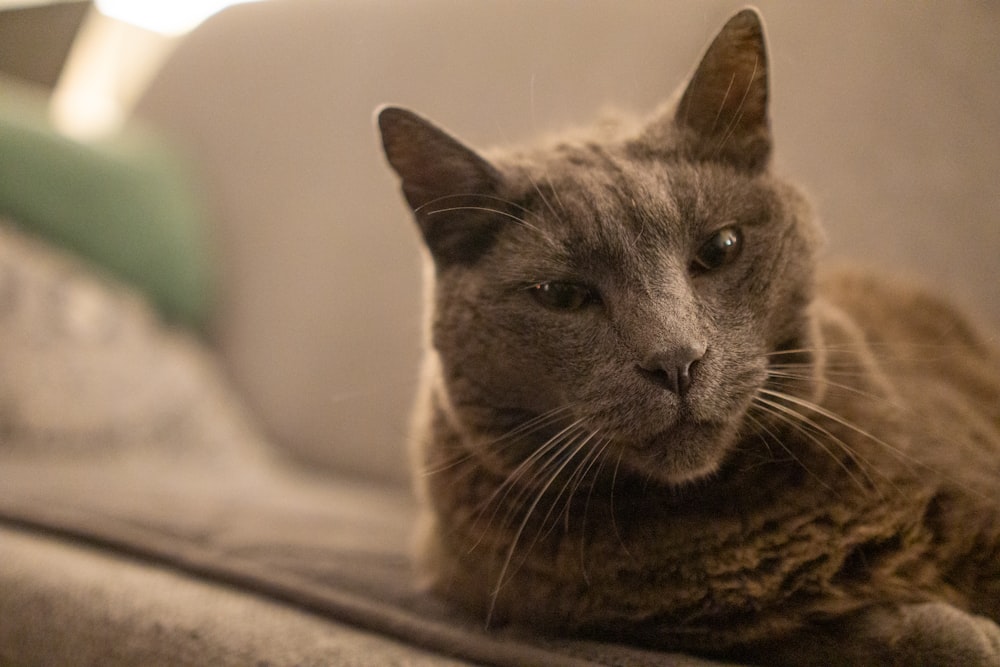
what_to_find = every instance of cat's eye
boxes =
[692,226,743,273]
[527,282,599,310]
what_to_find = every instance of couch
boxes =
[1,1,997,665]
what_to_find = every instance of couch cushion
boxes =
[0,77,212,327]
[0,215,250,466]
[0,526,470,667]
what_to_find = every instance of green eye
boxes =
[528,282,599,310]
[692,226,742,272]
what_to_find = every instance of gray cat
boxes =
[377,9,1000,665]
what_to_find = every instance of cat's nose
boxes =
[636,344,706,396]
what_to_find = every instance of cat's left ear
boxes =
[668,9,771,172]
[378,106,507,265]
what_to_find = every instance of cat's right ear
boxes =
[377,106,505,265]
[634,9,770,172]
[673,9,771,171]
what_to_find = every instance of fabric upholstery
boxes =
[0,77,211,327]
[0,528,468,667]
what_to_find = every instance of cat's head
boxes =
[378,9,823,487]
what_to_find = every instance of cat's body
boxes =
[378,9,1000,665]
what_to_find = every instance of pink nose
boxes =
[636,344,706,396]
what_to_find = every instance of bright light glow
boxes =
[51,8,175,140]
[52,1,265,139]
[95,0,262,37]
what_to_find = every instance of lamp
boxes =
[50,0,262,140]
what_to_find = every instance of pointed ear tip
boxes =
[731,7,764,26]
[375,105,405,132]
[376,106,430,142]
[726,7,766,39]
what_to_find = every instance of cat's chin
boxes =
[625,418,738,488]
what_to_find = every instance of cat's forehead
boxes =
[498,143,767,249]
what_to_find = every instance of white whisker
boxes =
[743,410,807,471]
[577,437,614,585]
[752,394,882,493]
[757,388,914,471]
[766,369,895,405]
[608,447,636,561]
[486,426,601,625]
[426,205,548,236]
[470,417,587,547]
[421,405,575,476]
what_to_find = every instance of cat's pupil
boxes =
[529,282,597,310]
[692,226,742,273]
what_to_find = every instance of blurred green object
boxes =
[0,77,212,328]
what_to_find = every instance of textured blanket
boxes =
[0,219,729,666]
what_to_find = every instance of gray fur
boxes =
[378,9,1000,665]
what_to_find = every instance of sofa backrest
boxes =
[134,0,1000,483]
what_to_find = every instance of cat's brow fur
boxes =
[377,9,1000,665]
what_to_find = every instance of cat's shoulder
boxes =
[816,264,998,355]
